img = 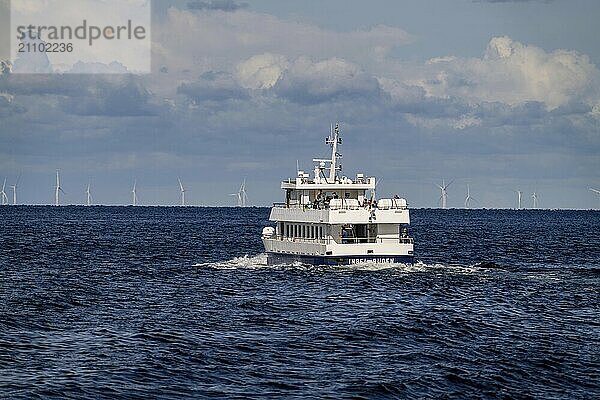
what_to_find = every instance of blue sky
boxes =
[1,0,599,208]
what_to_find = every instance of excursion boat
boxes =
[262,123,414,266]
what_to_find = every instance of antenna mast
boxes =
[326,123,342,182]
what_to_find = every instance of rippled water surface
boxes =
[1,207,599,399]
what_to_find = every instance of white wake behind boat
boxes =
[262,123,414,266]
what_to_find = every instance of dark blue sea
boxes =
[1,207,599,399]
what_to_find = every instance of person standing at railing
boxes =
[401,227,409,241]
[315,191,323,209]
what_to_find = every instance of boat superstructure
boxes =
[262,123,414,265]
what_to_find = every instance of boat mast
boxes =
[327,123,342,182]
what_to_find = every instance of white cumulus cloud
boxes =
[152,7,600,116]
[405,36,600,110]
[231,54,383,104]
[235,53,288,89]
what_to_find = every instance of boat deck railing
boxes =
[272,201,408,211]
[268,235,413,245]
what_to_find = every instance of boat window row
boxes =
[278,222,325,240]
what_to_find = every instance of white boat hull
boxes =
[266,252,414,266]
[263,237,414,266]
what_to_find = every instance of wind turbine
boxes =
[464,184,477,208]
[531,191,538,209]
[132,180,137,206]
[240,180,248,207]
[10,174,21,205]
[178,177,186,206]
[230,179,248,207]
[0,178,8,205]
[514,190,523,210]
[436,179,453,209]
[55,170,65,206]
[589,188,600,208]
[85,182,92,206]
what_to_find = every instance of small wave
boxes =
[194,255,492,274]
[321,261,497,274]
[193,254,269,270]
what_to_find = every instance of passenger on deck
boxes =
[315,191,324,209]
